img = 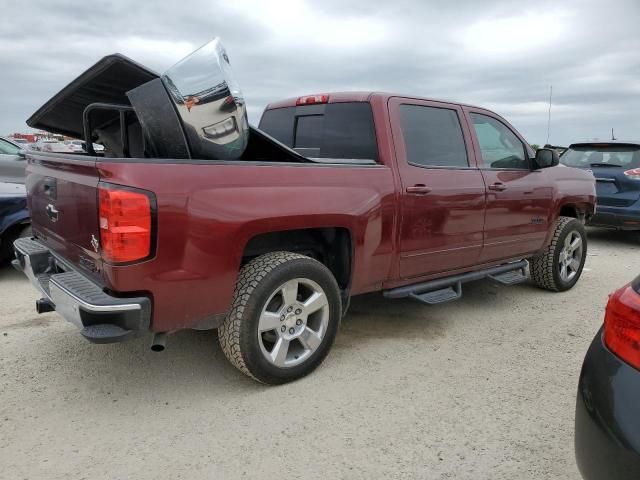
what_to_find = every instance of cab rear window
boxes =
[259,102,377,161]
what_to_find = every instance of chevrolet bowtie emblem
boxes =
[45,203,59,222]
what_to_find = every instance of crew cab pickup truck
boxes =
[13,39,596,384]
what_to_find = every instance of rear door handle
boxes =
[406,185,432,195]
[488,183,507,192]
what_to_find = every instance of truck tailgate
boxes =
[26,153,103,280]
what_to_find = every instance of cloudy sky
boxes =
[1,0,639,145]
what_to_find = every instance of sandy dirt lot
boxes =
[1,228,638,480]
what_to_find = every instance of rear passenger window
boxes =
[470,113,529,169]
[399,105,468,168]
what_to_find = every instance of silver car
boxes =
[9,138,32,149]
[64,139,85,152]
[33,139,74,153]
[0,137,26,183]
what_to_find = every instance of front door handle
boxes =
[406,184,432,195]
[488,182,507,192]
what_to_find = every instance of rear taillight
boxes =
[624,168,640,180]
[98,185,154,263]
[296,94,328,106]
[603,283,640,370]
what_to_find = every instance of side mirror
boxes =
[533,148,559,169]
[17,149,27,159]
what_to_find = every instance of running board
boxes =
[488,269,528,285]
[409,282,462,305]
[384,260,528,305]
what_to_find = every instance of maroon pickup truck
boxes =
[13,40,595,384]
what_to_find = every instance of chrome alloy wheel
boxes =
[559,230,584,283]
[257,278,330,368]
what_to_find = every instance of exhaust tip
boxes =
[150,332,167,352]
[35,298,55,314]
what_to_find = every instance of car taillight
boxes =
[98,185,154,263]
[296,94,328,106]
[624,168,640,180]
[603,283,640,370]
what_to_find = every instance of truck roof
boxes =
[264,91,488,111]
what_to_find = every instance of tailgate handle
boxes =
[43,177,57,199]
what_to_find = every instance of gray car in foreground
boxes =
[0,137,26,183]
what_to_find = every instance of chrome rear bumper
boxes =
[12,237,151,343]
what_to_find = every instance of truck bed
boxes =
[25,150,397,332]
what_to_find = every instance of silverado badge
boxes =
[91,234,99,253]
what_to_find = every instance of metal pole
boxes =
[546,85,553,145]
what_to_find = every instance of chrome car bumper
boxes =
[12,237,151,343]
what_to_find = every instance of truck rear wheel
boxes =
[529,216,587,292]
[219,251,341,384]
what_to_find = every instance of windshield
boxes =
[0,139,22,155]
[561,144,640,168]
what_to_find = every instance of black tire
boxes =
[0,224,31,265]
[529,216,587,292]
[219,251,341,384]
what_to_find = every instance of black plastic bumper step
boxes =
[13,236,48,255]
[81,324,133,344]
[52,271,126,306]
[410,282,462,305]
[488,269,528,285]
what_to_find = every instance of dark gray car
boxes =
[0,137,26,183]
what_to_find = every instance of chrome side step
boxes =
[384,260,528,305]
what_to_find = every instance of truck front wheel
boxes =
[529,216,587,292]
[219,251,341,384]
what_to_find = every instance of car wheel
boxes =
[219,251,341,384]
[0,224,31,264]
[529,216,587,292]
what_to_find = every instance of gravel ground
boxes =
[1,228,638,480]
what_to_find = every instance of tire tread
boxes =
[529,216,576,292]
[218,251,308,382]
